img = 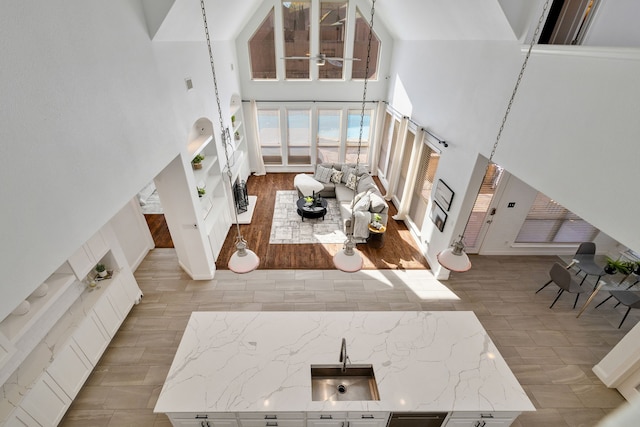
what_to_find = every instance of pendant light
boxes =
[437,0,551,273]
[333,0,376,272]
[201,0,259,273]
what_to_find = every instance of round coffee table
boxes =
[296,197,328,221]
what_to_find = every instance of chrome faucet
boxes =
[339,338,350,372]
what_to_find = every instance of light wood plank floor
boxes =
[59,250,639,427]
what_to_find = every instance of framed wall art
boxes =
[429,201,448,232]
[434,179,454,211]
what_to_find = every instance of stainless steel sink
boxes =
[310,364,380,401]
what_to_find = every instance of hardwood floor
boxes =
[216,173,429,270]
[143,214,174,248]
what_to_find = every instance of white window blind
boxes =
[408,144,439,225]
[515,193,599,243]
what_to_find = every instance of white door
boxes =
[463,164,506,254]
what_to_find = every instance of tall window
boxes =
[249,8,276,79]
[515,193,599,243]
[257,110,282,165]
[345,109,371,164]
[317,109,341,163]
[376,112,393,178]
[396,130,415,200]
[319,1,348,79]
[249,1,380,81]
[282,1,311,79]
[287,109,311,164]
[352,7,380,79]
[409,143,439,226]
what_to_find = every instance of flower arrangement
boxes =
[370,213,383,230]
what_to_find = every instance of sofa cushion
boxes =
[352,191,371,211]
[345,173,358,190]
[330,169,343,184]
[357,174,377,193]
[335,184,355,203]
[369,192,387,213]
[314,164,333,183]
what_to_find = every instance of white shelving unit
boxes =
[189,119,232,261]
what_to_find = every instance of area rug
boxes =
[269,190,347,244]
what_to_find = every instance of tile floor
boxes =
[60,249,639,427]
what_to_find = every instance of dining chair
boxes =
[572,242,605,289]
[536,262,587,309]
[603,291,640,328]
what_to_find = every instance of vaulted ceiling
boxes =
[143,0,523,42]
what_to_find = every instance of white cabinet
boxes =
[238,412,305,427]
[73,310,111,364]
[173,420,238,427]
[307,412,388,427]
[46,340,92,400]
[67,230,108,279]
[4,407,40,427]
[19,372,70,427]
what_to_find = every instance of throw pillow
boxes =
[341,164,354,183]
[352,191,371,211]
[357,174,377,193]
[369,192,387,213]
[345,173,358,191]
[314,164,333,183]
[330,169,343,184]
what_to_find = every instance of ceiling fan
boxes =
[282,53,360,67]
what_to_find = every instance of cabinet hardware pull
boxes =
[266,423,278,427]
[361,414,374,419]
[195,415,208,419]
[264,415,277,419]
[320,415,333,419]
[480,414,494,418]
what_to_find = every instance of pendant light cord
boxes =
[344,0,375,252]
[200,0,245,247]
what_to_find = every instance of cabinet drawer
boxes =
[307,412,347,420]
[239,413,305,420]
[347,412,389,420]
[449,412,518,420]
[239,421,301,427]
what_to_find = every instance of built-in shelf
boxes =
[0,273,77,343]
[188,134,214,158]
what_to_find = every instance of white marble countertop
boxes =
[154,311,534,414]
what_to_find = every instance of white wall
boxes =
[0,0,235,320]
[386,39,639,275]
[386,40,523,277]
[582,0,640,47]
[494,46,640,254]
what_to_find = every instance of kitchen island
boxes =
[154,312,534,426]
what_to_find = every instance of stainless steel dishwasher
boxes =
[387,412,448,427]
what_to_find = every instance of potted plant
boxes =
[231,115,236,127]
[304,195,314,206]
[634,261,640,275]
[370,213,383,230]
[234,131,240,141]
[605,257,633,275]
[191,154,205,170]
[197,187,206,198]
[95,263,108,278]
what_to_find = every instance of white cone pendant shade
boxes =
[437,237,471,272]
[333,239,364,272]
[228,239,260,274]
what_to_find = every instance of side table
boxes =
[367,224,387,249]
